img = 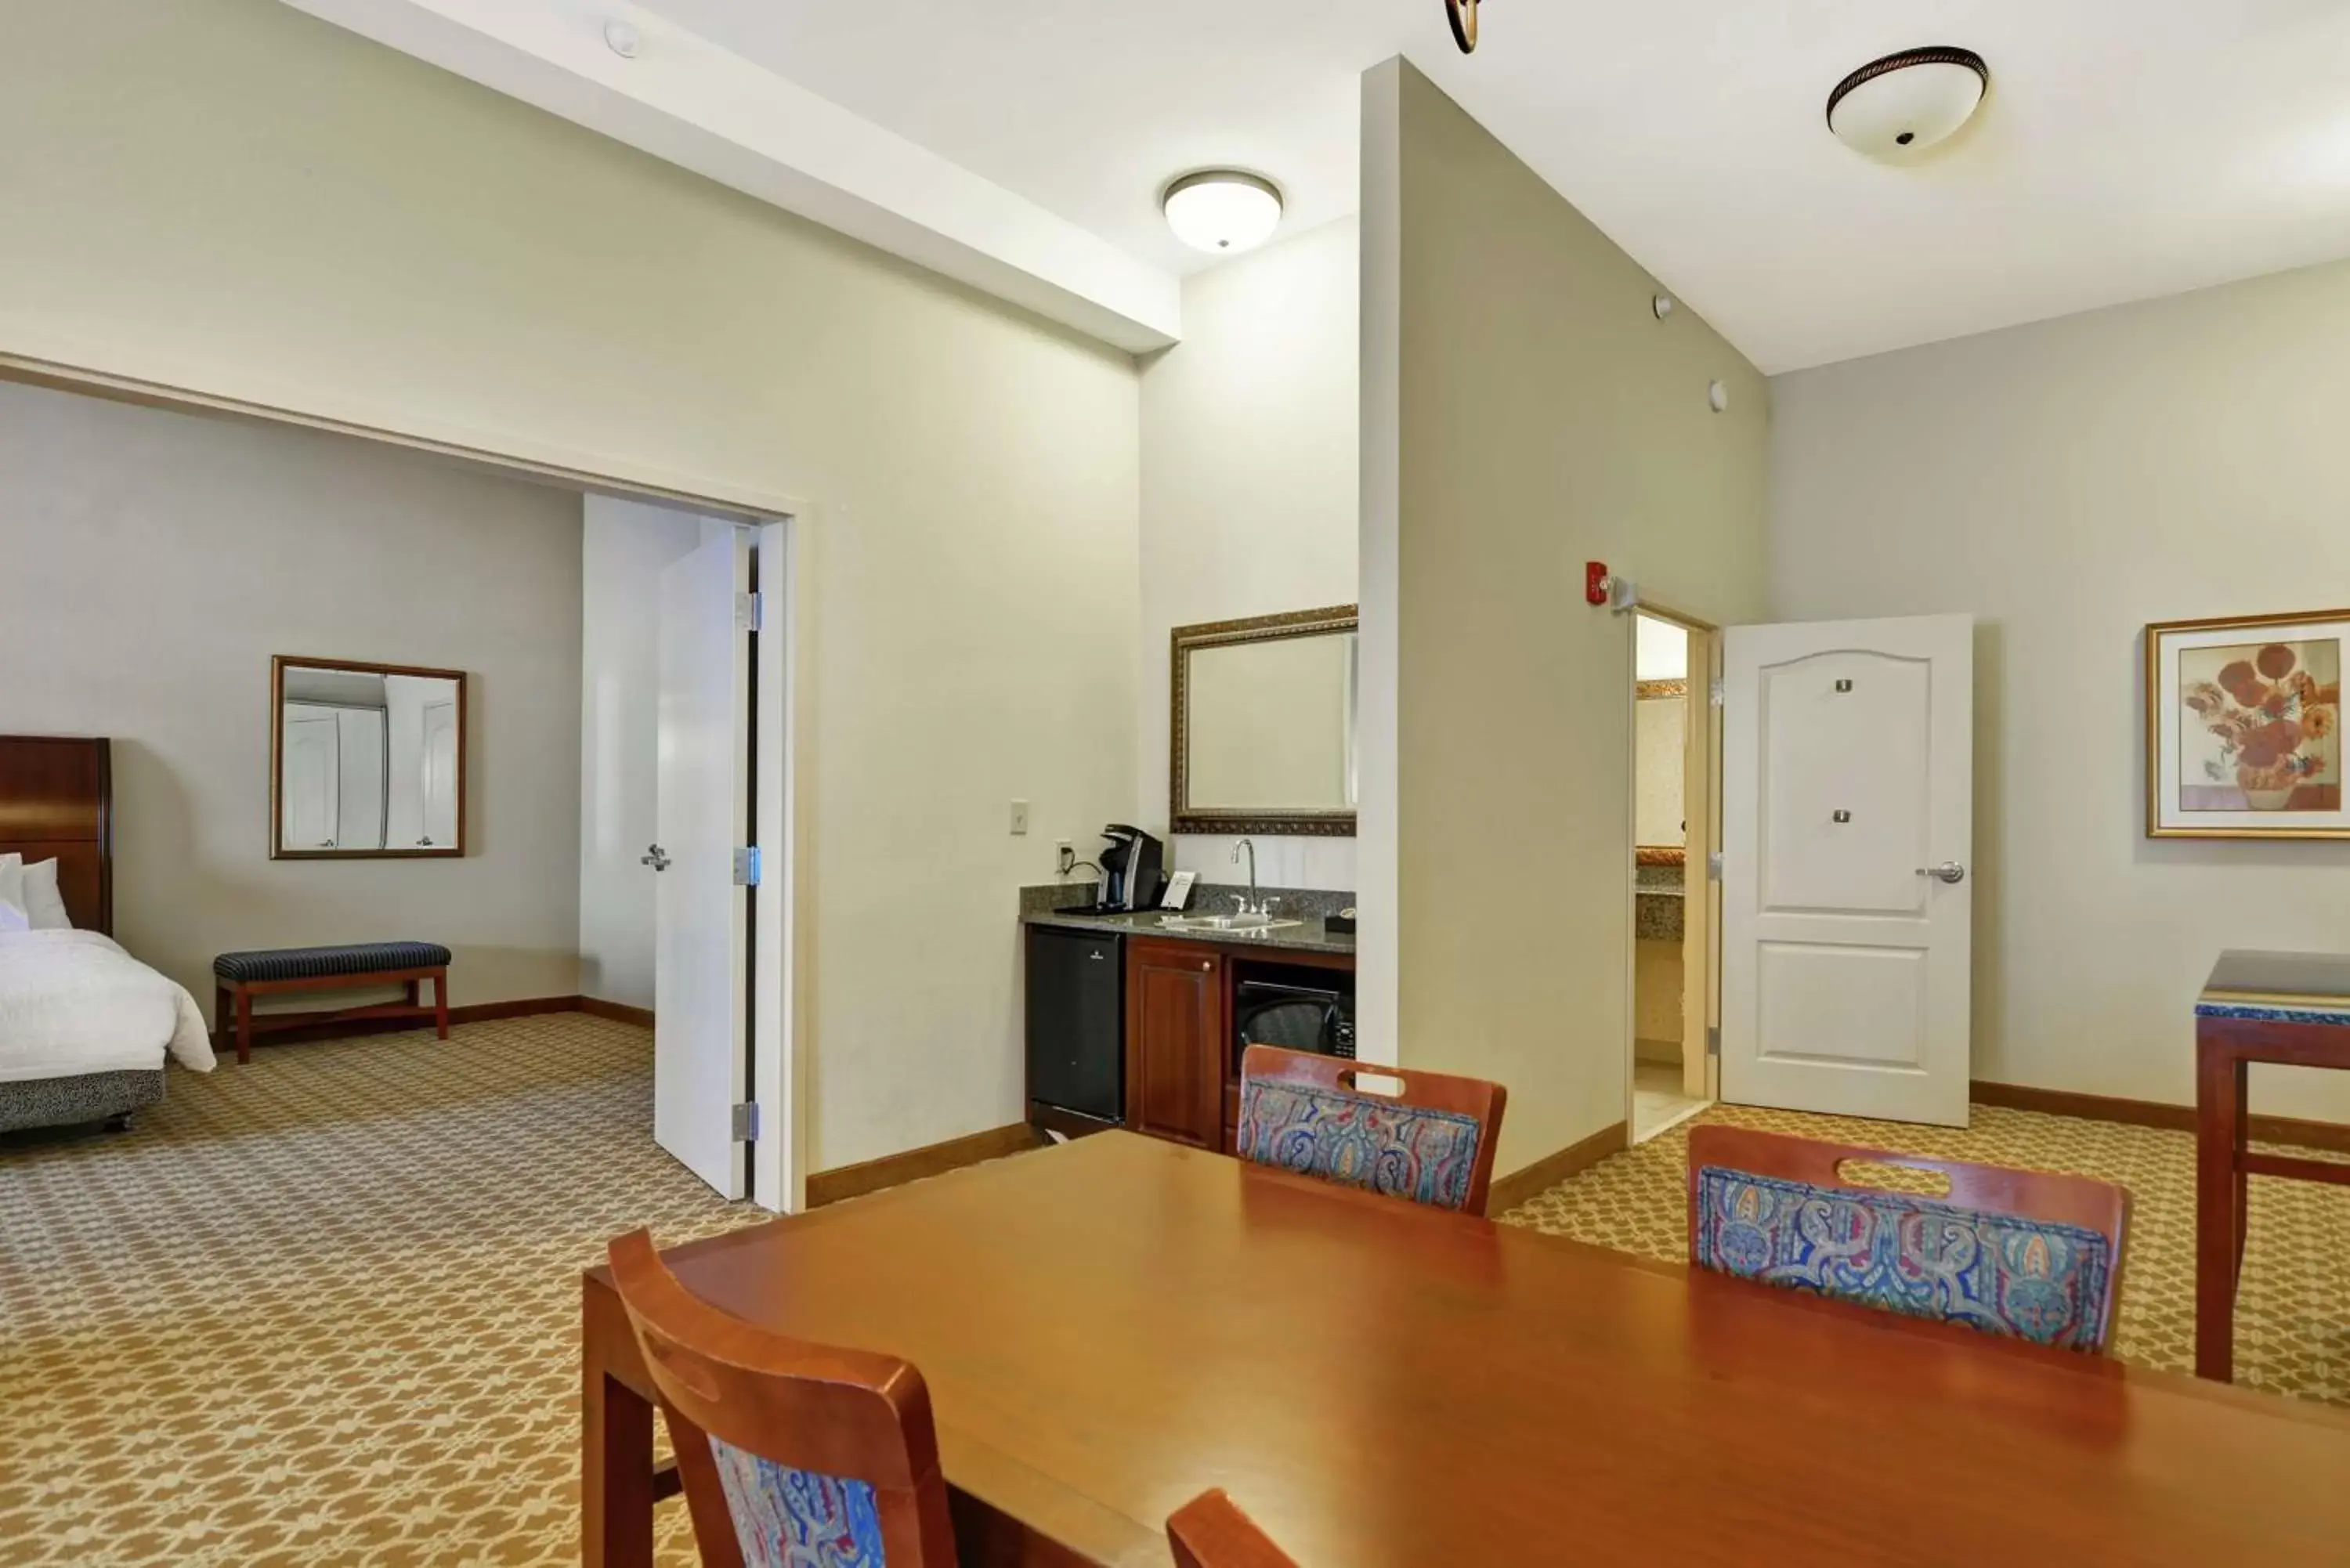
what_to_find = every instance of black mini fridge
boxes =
[1025,927,1125,1125]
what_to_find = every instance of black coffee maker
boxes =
[1097,824,1166,912]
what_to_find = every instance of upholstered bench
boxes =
[212,942,451,1064]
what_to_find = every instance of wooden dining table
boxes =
[582,1129,2350,1566]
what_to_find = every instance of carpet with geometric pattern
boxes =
[1500,1100,2350,1407]
[5,1017,2347,1566]
[0,1014,759,1566]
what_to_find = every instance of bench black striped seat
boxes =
[213,942,452,983]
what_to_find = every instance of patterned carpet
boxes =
[5,1022,2348,1566]
[1501,1100,2350,1407]
[0,1014,757,1566]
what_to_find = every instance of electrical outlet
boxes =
[1055,840,1075,875]
[1009,799,1030,836]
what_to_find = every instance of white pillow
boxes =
[0,855,24,934]
[22,858,71,930]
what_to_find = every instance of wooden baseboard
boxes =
[1971,1079,2350,1155]
[806,1122,1045,1209]
[216,994,584,1050]
[1486,1120,1629,1217]
[578,996,655,1028]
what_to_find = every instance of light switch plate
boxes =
[1009,800,1030,836]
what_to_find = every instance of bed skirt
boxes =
[0,1070,166,1133]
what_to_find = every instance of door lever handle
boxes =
[1914,861,1966,884]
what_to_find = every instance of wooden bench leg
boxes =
[236,986,254,1067]
[214,985,232,1056]
[434,968,450,1040]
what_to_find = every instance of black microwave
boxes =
[1231,977,1355,1074]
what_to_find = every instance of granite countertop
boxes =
[1636,862,1686,942]
[1025,906,1356,957]
[1020,882,1355,957]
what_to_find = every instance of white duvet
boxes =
[0,930,216,1081]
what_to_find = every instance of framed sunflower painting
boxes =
[2147,609,2348,839]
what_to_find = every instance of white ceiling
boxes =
[641,0,2350,371]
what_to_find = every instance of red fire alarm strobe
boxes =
[1585,562,1610,606]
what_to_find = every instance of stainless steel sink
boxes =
[1154,914,1304,933]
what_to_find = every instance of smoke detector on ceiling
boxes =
[1826,47,1989,159]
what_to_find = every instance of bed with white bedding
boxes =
[0,735,212,1134]
[0,929,215,1084]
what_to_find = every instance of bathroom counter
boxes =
[1636,862,1687,942]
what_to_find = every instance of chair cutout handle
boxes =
[1343,1069,1406,1099]
[1833,1156,1953,1198]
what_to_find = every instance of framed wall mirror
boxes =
[270,655,467,858]
[1171,605,1358,837]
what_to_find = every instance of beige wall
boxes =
[1139,218,1360,891]
[1770,258,2350,1125]
[1634,941,1684,1057]
[0,379,584,1007]
[2,0,1141,1169]
[1635,697,1688,848]
[1363,60,1770,1172]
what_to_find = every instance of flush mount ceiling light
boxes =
[1826,46,1988,159]
[1161,171,1284,255]
[1446,0,1479,55]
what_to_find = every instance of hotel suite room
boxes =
[5,1,2350,1564]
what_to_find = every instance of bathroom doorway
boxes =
[1629,608,1716,1143]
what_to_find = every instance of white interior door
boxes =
[420,701,458,849]
[654,529,751,1198]
[282,711,341,848]
[1719,613,1973,1126]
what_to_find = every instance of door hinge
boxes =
[1707,851,1723,882]
[734,591,764,632]
[1706,1026,1721,1058]
[731,1101,761,1142]
[732,845,762,886]
[1708,677,1725,709]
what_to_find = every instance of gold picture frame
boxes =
[2145,609,2349,840]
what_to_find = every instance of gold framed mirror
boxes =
[269,655,467,859]
[1170,605,1358,837]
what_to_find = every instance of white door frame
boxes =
[750,518,812,1214]
[1623,602,1722,1142]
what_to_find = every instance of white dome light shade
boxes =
[1827,47,1988,159]
[1162,172,1284,255]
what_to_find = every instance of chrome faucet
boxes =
[1231,838,1258,915]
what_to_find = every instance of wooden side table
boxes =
[2194,950,2350,1382]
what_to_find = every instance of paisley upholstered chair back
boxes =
[1235,1043,1509,1216]
[1685,1125,2131,1353]
[606,1229,960,1568]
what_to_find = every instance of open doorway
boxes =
[1629,608,1716,1143]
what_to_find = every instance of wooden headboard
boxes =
[0,736,112,934]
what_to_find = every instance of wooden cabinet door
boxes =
[1126,940,1224,1149]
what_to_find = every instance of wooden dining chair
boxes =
[606,1228,958,1567]
[1685,1124,2131,1353]
[1166,1489,1300,1568]
[1235,1042,1507,1216]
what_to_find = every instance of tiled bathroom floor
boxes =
[1632,1060,1708,1143]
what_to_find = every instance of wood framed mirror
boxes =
[270,655,467,858]
[1170,605,1358,837]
